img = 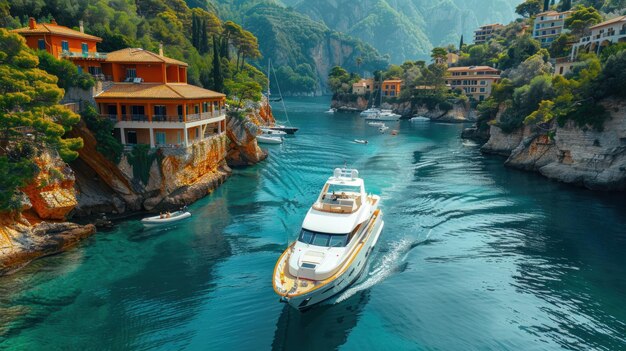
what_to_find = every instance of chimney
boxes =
[50,18,57,25]
[79,20,84,33]
[28,17,36,29]
[158,42,163,56]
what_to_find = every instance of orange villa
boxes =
[445,66,501,101]
[12,18,106,76]
[95,47,225,148]
[381,80,402,97]
[13,18,227,149]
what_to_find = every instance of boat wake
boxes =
[334,230,434,303]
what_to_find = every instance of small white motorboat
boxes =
[261,128,287,136]
[269,125,299,134]
[257,134,283,144]
[325,108,336,114]
[410,116,430,122]
[367,121,384,127]
[141,211,191,226]
[354,139,368,144]
[379,124,389,133]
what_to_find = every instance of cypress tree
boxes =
[200,20,209,54]
[544,0,550,11]
[192,14,198,50]
[459,34,464,51]
[560,0,572,11]
[212,35,224,92]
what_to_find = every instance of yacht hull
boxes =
[280,217,384,310]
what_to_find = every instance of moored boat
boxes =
[359,108,381,118]
[261,128,287,136]
[257,134,283,144]
[141,210,191,226]
[269,125,299,134]
[273,168,384,310]
[410,116,430,122]
[354,139,368,144]
[366,110,400,121]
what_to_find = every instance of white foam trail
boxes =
[414,161,438,170]
[334,238,412,303]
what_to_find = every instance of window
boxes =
[61,40,69,52]
[38,39,45,50]
[88,66,102,75]
[156,132,166,145]
[154,105,166,117]
[480,80,486,85]
[126,68,137,79]
[203,102,208,113]
[480,88,485,93]
[81,43,88,54]
[298,229,349,247]
[195,128,199,138]
[194,105,199,114]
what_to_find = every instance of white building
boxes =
[570,15,626,60]
[533,10,572,46]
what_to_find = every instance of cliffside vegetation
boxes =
[0,28,83,212]
[329,48,463,112]
[467,1,626,135]
[288,0,521,63]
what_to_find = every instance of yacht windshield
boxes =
[298,229,349,247]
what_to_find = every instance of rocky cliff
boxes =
[0,150,95,275]
[479,98,626,190]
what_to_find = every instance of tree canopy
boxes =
[0,28,83,211]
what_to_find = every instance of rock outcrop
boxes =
[0,215,95,275]
[476,98,626,190]
[226,101,272,167]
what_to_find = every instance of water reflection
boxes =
[271,292,370,351]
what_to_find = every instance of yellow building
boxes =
[445,66,500,101]
[533,10,572,46]
[352,79,374,95]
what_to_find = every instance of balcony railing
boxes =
[60,51,108,60]
[102,110,226,123]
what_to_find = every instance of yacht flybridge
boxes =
[273,168,384,310]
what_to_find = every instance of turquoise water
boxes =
[1,97,626,350]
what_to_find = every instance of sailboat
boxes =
[266,59,299,135]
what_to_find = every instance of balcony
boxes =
[60,51,108,60]
[101,110,226,124]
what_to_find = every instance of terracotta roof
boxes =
[12,23,102,42]
[590,15,626,29]
[95,83,225,100]
[383,79,402,83]
[105,48,188,67]
[447,66,500,72]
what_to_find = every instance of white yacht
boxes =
[261,128,287,136]
[359,108,381,118]
[273,168,384,310]
[365,109,401,121]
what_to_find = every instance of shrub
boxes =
[81,105,123,164]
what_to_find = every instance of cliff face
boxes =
[226,100,273,167]
[479,98,626,190]
[0,150,95,275]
